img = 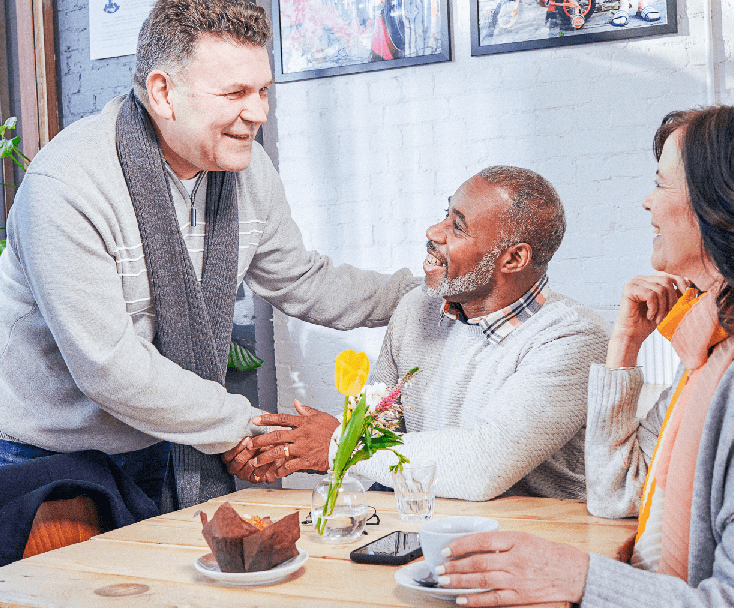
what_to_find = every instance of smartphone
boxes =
[349,531,423,565]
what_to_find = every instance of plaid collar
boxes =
[441,275,550,345]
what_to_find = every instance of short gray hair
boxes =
[478,165,566,271]
[133,0,271,101]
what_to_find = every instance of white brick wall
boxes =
[268,0,734,472]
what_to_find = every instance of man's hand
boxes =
[230,400,339,482]
[221,436,257,477]
[606,273,689,368]
[434,531,590,607]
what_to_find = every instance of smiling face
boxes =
[156,35,273,179]
[423,176,512,304]
[644,131,715,287]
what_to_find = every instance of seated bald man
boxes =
[223,166,610,500]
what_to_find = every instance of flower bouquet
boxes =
[315,349,418,535]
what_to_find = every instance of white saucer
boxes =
[394,561,491,600]
[195,548,308,585]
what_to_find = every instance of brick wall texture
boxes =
[269,0,734,453]
[54,0,734,474]
[56,0,135,127]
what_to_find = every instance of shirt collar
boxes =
[440,274,550,345]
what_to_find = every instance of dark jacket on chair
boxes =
[0,450,159,566]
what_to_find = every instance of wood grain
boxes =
[22,497,102,559]
[0,489,637,608]
[32,0,59,147]
[14,0,39,162]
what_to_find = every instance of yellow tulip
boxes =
[334,350,369,396]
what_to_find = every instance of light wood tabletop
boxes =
[0,488,637,608]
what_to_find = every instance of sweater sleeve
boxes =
[9,172,264,454]
[370,310,401,388]
[243,168,419,330]
[585,363,682,518]
[581,550,734,608]
[581,357,734,607]
[353,314,609,501]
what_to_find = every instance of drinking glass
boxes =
[392,460,436,522]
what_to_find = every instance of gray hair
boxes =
[478,165,566,271]
[133,0,272,101]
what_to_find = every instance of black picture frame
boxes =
[272,0,452,82]
[470,0,676,56]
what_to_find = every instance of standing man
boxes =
[0,0,416,510]
[230,166,610,500]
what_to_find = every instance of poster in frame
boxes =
[470,0,676,56]
[273,0,451,82]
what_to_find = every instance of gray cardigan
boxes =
[582,363,734,607]
[0,96,416,456]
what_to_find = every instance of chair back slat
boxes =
[23,497,101,559]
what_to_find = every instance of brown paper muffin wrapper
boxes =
[200,502,300,573]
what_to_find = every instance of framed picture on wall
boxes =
[272,0,451,82]
[470,0,676,55]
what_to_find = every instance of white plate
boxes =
[395,560,491,600]
[195,548,308,585]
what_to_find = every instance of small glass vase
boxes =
[311,470,367,543]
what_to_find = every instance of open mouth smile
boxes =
[425,251,445,267]
[423,244,448,282]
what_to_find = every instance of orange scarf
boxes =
[633,289,732,580]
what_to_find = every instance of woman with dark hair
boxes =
[429,105,734,607]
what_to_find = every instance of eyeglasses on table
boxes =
[301,505,380,533]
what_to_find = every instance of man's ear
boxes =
[146,70,176,121]
[499,243,532,274]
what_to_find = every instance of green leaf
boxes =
[388,451,410,473]
[227,341,263,371]
[0,240,5,256]
[9,154,26,171]
[3,117,16,129]
[374,426,403,442]
[344,446,374,470]
[363,428,372,452]
[0,139,13,157]
[332,394,368,474]
[365,437,403,450]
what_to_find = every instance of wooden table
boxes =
[0,489,637,608]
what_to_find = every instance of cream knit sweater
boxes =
[351,286,610,500]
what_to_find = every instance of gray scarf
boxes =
[116,91,238,509]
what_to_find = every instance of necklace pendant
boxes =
[190,207,197,227]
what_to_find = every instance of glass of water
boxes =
[392,460,436,522]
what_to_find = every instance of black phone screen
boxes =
[349,531,422,565]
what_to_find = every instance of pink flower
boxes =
[375,386,401,413]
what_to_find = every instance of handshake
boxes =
[220,400,340,484]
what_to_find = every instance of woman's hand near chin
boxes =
[606,272,690,368]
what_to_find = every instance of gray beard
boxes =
[422,247,501,299]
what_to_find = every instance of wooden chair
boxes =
[22,496,102,559]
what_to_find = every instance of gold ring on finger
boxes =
[284,445,290,459]
[253,475,260,483]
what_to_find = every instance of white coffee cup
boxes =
[419,516,499,570]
